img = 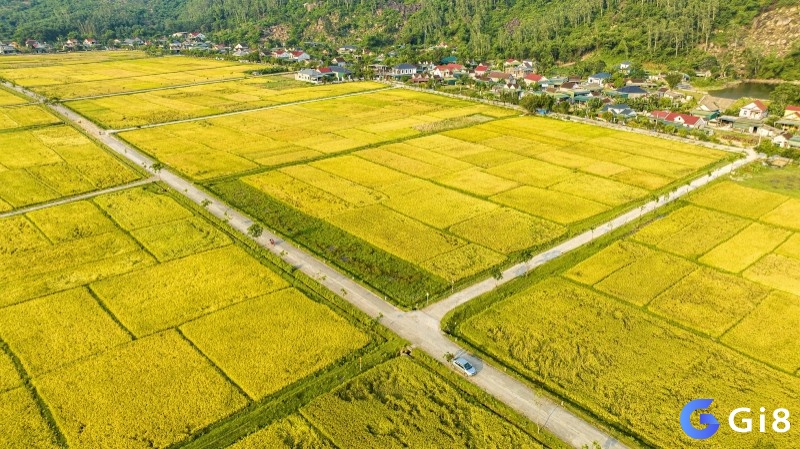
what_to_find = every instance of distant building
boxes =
[588,72,611,85]
[523,73,548,86]
[599,104,637,119]
[776,105,800,131]
[651,110,706,129]
[296,69,324,83]
[615,85,649,99]
[391,63,417,78]
[739,101,768,120]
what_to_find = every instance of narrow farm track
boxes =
[60,71,294,102]
[423,150,758,320]
[7,81,758,449]
[0,177,156,219]
[107,86,395,133]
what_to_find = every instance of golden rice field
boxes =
[227,415,333,449]
[452,179,800,448]
[120,88,515,180]
[0,185,371,449]
[68,77,386,129]
[0,104,60,130]
[215,113,731,303]
[301,358,545,448]
[0,50,148,70]
[0,125,140,211]
[0,86,27,106]
[0,55,257,99]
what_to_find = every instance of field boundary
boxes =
[0,177,156,219]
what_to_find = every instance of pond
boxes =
[709,82,776,100]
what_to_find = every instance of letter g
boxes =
[681,399,721,440]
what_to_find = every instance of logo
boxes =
[681,399,720,440]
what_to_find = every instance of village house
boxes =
[63,39,79,50]
[338,45,358,54]
[651,110,706,129]
[615,85,649,99]
[188,32,206,42]
[391,63,417,78]
[487,71,513,84]
[772,132,800,149]
[473,64,490,78]
[776,105,800,131]
[523,73,548,86]
[331,57,348,67]
[739,100,768,120]
[290,50,311,62]
[599,104,637,119]
[83,38,97,48]
[0,42,16,54]
[502,59,520,74]
[296,68,324,83]
[588,72,611,85]
[433,63,465,78]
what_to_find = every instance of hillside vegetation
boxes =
[1,0,798,78]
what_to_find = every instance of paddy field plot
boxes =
[0,50,148,70]
[210,113,731,306]
[0,184,371,449]
[450,179,800,448]
[121,88,515,180]
[233,357,548,449]
[0,104,60,130]
[0,125,140,211]
[68,77,386,129]
[0,55,257,99]
[0,86,28,106]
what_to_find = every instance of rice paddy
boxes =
[0,184,373,449]
[68,77,386,129]
[209,109,732,305]
[450,178,800,448]
[0,125,140,211]
[0,55,259,99]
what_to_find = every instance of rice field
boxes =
[0,125,140,211]
[450,178,800,448]
[120,89,515,180]
[0,86,28,106]
[211,113,730,304]
[0,184,373,449]
[0,55,258,99]
[68,78,386,129]
[301,358,545,448]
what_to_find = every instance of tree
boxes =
[768,83,800,116]
[247,223,263,238]
[665,72,682,89]
[520,94,555,113]
[150,162,165,178]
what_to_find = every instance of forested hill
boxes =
[2,0,798,77]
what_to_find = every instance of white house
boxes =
[739,100,768,120]
[296,69,324,83]
[391,63,417,77]
[290,50,311,62]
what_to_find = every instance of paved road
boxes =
[108,86,393,133]
[424,149,758,320]
[0,177,156,219]
[9,80,758,449]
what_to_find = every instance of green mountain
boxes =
[2,0,798,78]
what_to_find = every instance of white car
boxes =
[452,357,477,376]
